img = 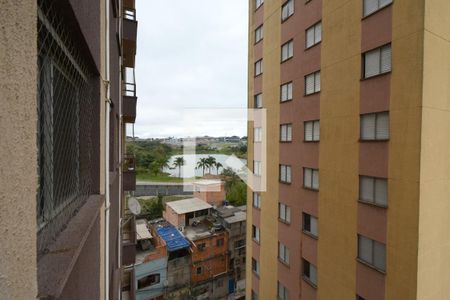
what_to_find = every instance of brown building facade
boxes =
[247,0,450,299]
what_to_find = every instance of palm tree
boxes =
[215,162,223,175]
[196,158,208,177]
[156,157,170,174]
[172,157,185,178]
[205,156,216,174]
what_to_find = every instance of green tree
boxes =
[172,156,185,178]
[215,162,223,175]
[221,167,246,205]
[205,156,217,174]
[196,158,208,176]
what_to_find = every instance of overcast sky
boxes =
[133,0,249,139]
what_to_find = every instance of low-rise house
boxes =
[163,197,212,230]
[193,180,226,207]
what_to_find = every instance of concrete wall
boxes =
[0,1,38,299]
[135,183,193,197]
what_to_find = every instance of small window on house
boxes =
[255,59,263,76]
[254,93,263,108]
[216,238,224,247]
[302,259,318,286]
[253,192,261,208]
[304,120,320,142]
[305,71,321,95]
[360,112,389,140]
[363,44,391,78]
[255,25,264,43]
[303,212,318,237]
[359,176,388,206]
[358,235,386,271]
[306,22,322,48]
[281,0,294,21]
[252,225,260,243]
[277,281,289,300]
[137,274,161,289]
[280,82,293,102]
[278,242,290,264]
[254,127,262,143]
[280,124,293,142]
[255,0,264,10]
[279,203,291,224]
[281,40,294,62]
[280,165,292,183]
[363,0,392,17]
[303,168,319,190]
[253,160,262,176]
[197,243,206,251]
[196,266,202,274]
[252,258,260,275]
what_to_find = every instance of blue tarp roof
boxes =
[156,225,190,252]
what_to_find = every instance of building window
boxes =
[281,0,294,21]
[359,176,388,206]
[198,243,206,251]
[137,274,161,289]
[305,71,321,95]
[304,120,320,142]
[256,0,264,10]
[253,160,262,176]
[254,127,262,143]
[235,239,245,249]
[279,203,291,224]
[303,168,319,190]
[302,259,318,287]
[360,112,389,140]
[216,238,224,247]
[278,242,290,264]
[363,0,392,17]
[252,290,260,300]
[363,44,391,78]
[358,235,386,271]
[303,212,318,237]
[252,225,260,243]
[280,82,293,102]
[277,281,289,300]
[280,165,292,183]
[254,93,263,108]
[196,266,202,274]
[281,40,294,62]
[255,59,263,76]
[280,124,293,142]
[255,25,264,43]
[252,258,260,275]
[253,192,261,208]
[306,22,322,49]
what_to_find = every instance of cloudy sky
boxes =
[133,0,249,139]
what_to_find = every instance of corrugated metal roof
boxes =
[136,219,152,240]
[166,198,212,214]
[156,225,190,252]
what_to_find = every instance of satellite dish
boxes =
[128,197,142,215]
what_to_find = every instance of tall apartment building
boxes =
[246,0,450,299]
[0,0,138,299]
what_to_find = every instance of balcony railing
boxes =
[123,9,137,68]
[122,215,137,266]
[123,155,136,191]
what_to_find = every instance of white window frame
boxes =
[363,44,391,78]
[281,0,294,21]
[359,176,388,206]
[280,82,293,102]
[305,22,322,49]
[252,225,260,243]
[255,59,263,76]
[363,0,392,17]
[255,0,264,10]
[253,160,262,177]
[304,120,320,142]
[255,25,263,43]
[279,203,291,224]
[360,112,389,140]
[302,212,318,237]
[303,168,319,190]
[254,93,263,108]
[278,242,290,264]
[281,40,294,62]
[254,127,262,143]
[253,192,261,209]
[280,164,292,183]
[305,71,321,95]
[358,235,386,271]
[302,259,318,287]
[277,281,289,300]
[280,124,292,142]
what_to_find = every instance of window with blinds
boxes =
[304,120,320,141]
[305,71,321,95]
[278,242,290,264]
[255,0,264,10]
[363,44,391,78]
[358,235,386,271]
[281,0,294,21]
[253,192,261,208]
[254,127,262,143]
[360,112,389,140]
[281,40,294,62]
[306,22,322,48]
[303,259,318,286]
[359,176,388,206]
[304,168,319,190]
[280,124,292,142]
[363,0,392,17]
[254,93,263,108]
[303,212,318,237]
[277,282,289,300]
[281,82,293,102]
[253,160,262,176]
[280,165,292,183]
[255,25,263,43]
[279,203,291,223]
[255,59,263,76]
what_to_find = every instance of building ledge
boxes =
[37,195,105,299]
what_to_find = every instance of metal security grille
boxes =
[37,0,97,256]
